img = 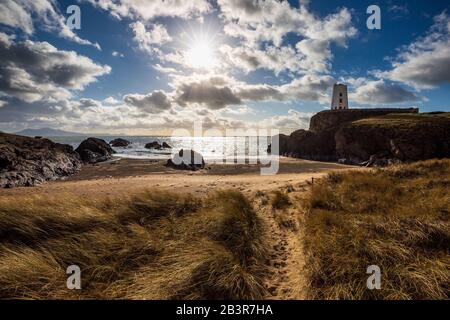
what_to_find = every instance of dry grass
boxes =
[0,190,268,299]
[270,190,291,210]
[302,159,450,300]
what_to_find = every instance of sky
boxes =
[0,0,449,135]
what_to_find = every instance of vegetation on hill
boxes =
[0,190,268,299]
[302,159,450,299]
[351,112,450,128]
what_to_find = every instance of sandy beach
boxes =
[0,157,357,199]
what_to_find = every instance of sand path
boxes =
[258,185,309,299]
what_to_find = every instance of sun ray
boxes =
[172,19,223,71]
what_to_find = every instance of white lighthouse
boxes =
[331,83,348,110]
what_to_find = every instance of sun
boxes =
[186,40,216,69]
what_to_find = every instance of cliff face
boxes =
[275,128,337,161]
[273,109,450,166]
[335,114,450,163]
[0,133,82,188]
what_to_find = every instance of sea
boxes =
[49,136,272,162]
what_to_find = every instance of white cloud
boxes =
[0,0,101,49]
[85,0,211,21]
[0,34,110,103]
[258,110,313,131]
[219,44,306,75]
[216,0,356,75]
[103,96,121,105]
[388,5,409,15]
[153,64,179,74]
[130,21,172,54]
[377,12,450,89]
[112,51,124,58]
[295,39,332,73]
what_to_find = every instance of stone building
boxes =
[331,83,349,110]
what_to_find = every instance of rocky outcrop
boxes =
[0,133,81,188]
[270,128,338,161]
[145,141,172,149]
[110,138,131,147]
[75,137,115,164]
[335,114,450,164]
[145,141,162,149]
[271,109,450,166]
[166,149,205,171]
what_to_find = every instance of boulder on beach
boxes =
[0,132,82,188]
[110,138,131,147]
[166,149,205,171]
[145,141,172,149]
[75,137,115,164]
[145,141,162,149]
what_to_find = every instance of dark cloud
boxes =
[351,80,420,104]
[235,84,282,101]
[124,90,172,113]
[175,81,241,109]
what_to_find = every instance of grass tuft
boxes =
[270,191,291,210]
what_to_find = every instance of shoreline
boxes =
[0,157,359,199]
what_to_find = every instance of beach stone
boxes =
[75,137,115,164]
[110,138,131,147]
[162,142,172,148]
[145,141,162,149]
[0,132,82,188]
[166,149,205,171]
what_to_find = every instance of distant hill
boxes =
[15,128,82,137]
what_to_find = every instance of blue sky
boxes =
[0,0,449,135]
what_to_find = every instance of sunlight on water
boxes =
[50,136,272,161]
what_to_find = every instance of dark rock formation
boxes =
[270,109,450,166]
[75,137,115,164]
[145,141,162,149]
[270,128,337,161]
[166,149,205,171]
[110,138,131,147]
[0,133,81,188]
[335,114,450,164]
[145,141,172,149]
